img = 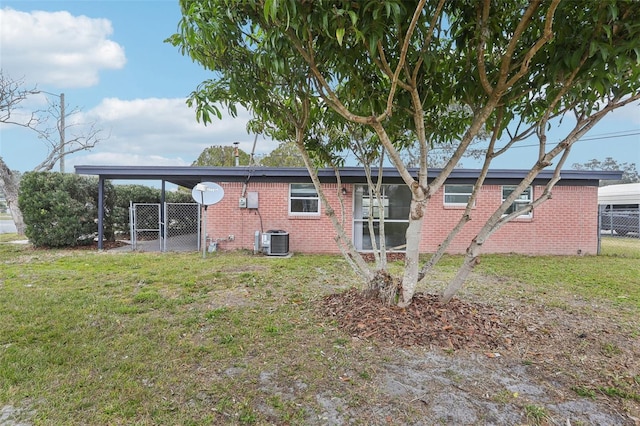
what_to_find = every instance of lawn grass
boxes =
[0,246,374,424]
[600,235,640,258]
[413,236,640,323]
[1,240,638,424]
[0,233,22,243]
[475,237,640,313]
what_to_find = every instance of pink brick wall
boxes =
[422,185,598,255]
[204,182,598,256]
[203,182,350,254]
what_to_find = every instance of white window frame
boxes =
[444,184,475,206]
[289,183,320,215]
[502,185,533,218]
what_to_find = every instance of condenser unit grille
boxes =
[263,230,289,256]
[269,233,289,255]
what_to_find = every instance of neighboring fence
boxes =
[599,205,640,239]
[129,202,199,252]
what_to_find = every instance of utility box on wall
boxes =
[247,192,259,209]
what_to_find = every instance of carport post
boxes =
[98,176,104,250]
[161,180,166,252]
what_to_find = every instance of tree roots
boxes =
[364,270,401,306]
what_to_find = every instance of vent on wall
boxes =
[262,230,289,256]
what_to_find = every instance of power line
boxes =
[428,129,640,151]
[493,130,640,151]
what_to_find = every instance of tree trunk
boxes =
[441,242,481,303]
[398,218,422,306]
[398,196,427,307]
[0,157,25,235]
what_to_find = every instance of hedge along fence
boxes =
[18,174,194,248]
[18,172,116,247]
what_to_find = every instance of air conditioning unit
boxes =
[261,230,289,256]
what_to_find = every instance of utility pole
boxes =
[59,92,65,173]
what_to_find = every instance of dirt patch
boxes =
[320,288,640,425]
[1,404,35,426]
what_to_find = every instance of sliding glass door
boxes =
[353,184,411,251]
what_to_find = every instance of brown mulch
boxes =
[321,287,513,350]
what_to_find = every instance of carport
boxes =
[75,165,255,250]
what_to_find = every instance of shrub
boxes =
[18,172,115,247]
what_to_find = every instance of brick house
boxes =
[76,165,621,255]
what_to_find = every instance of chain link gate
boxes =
[163,203,200,252]
[129,202,200,252]
[130,203,162,251]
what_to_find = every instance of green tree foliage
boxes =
[18,172,115,247]
[259,141,305,167]
[192,145,251,166]
[170,0,640,305]
[572,157,639,185]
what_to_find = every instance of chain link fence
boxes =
[163,203,200,252]
[129,202,199,252]
[599,205,640,238]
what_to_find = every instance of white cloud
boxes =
[0,7,126,88]
[69,97,277,168]
[67,152,191,168]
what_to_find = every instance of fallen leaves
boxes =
[320,288,512,350]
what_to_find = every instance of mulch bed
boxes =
[321,288,513,350]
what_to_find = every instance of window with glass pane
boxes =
[360,185,410,220]
[289,183,319,214]
[502,186,532,217]
[362,194,388,219]
[353,184,411,251]
[361,221,410,250]
[444,184,474,205]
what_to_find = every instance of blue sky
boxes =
[1,0,639,176]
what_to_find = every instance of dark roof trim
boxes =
[75,165,623,188]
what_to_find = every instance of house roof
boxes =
[74,165,623,189]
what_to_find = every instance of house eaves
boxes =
[74,165,623,189]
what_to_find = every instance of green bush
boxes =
[18,172,115,247]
